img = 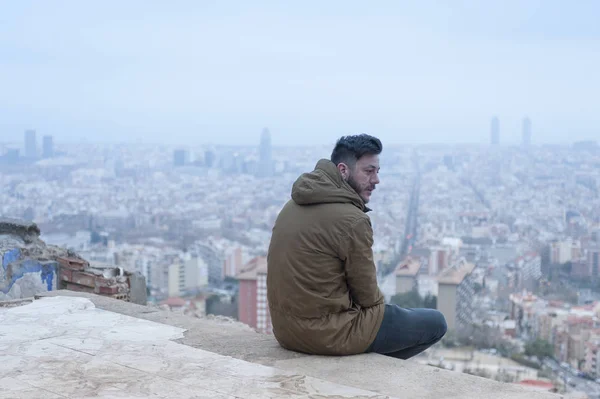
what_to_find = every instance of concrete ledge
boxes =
[37,290,302,363]
[273,355,561,399]
[36,290,562,398]
[0,296,34,308]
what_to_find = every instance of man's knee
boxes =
[431,310,447,339]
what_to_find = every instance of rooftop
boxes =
[0,290,563,399]
[236,256,267,280]
[437,261,476,285]
[395,258,422,277]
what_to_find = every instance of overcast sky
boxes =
[1,0,599,146]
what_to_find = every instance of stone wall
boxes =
[0,218,64,301]
[57,257,131,301]
[1,218,147,304]
[0,253,58,300]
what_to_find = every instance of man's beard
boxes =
[347,173,368,203]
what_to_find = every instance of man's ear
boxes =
[337,162,349,180]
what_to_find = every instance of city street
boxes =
[543,358,600,398]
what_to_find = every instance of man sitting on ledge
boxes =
[267,134,447,358]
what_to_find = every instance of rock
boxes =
[0,218,41,244]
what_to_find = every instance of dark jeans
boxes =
[366,304,447,360]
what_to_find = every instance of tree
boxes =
[524,339,554,359]
[205,294,221,312]
[561,261,573,275]
[90,231,103,244]
[423,294,437,309]
[390,289,437,310]
[441,329,459,348]
[223,276,239,285]
[390,289,422,308]
[390,290,413,308]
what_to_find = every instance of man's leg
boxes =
[367,304,447,360]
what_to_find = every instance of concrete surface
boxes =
[35,291,562,398]
[1,296,393,398]
[273,355,551,399]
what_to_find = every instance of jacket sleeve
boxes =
[344,217,385,308]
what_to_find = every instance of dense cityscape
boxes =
[2,120,600,397]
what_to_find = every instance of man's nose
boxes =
[372,173,380,185]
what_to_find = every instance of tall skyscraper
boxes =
[173,149,188,167]
[522,117,532,148]
[42,135,54,158]
[24,129,37,159]
[258,128,273,178]
[204,150,216,168]
[490,117,500,146]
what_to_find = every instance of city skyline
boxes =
[1,1,599,145]
[4,115,597,149]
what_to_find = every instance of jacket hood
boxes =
[291,159,369,212]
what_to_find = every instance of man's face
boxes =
[340,154,380,204]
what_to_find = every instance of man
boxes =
[267,134,447,359]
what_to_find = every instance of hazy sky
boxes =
[1,1,599,146]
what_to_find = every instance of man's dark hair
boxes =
[330,134,382,167]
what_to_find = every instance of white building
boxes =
[168,256,208,297]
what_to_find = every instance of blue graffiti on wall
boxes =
[2,248,21,270]
[40,262,55,291]
[1,258,57,294]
